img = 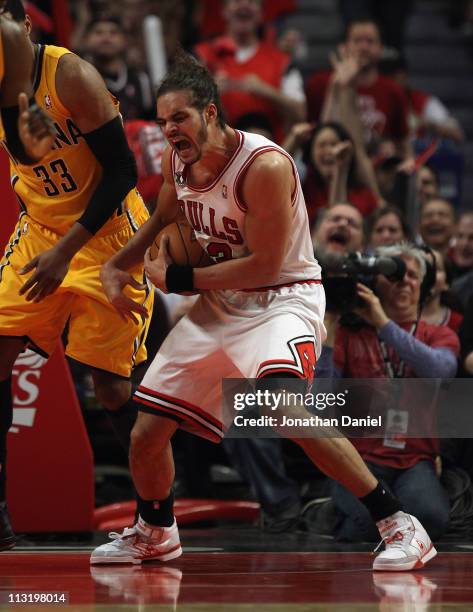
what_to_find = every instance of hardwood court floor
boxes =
[1,528,472,610]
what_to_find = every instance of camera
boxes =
[320,252,407,313]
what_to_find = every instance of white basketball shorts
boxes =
[135,280,326,442]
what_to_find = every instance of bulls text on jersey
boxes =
[179,200,244,246]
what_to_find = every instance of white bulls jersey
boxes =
[171,130,321,287]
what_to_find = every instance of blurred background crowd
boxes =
[24,0,473,543]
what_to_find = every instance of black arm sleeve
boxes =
[78,115,138,235]
[1,103,38,165]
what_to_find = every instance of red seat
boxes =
[94,499,260,531]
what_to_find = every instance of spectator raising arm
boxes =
[323,47,382,204]
[235,70,306,126]
[327,140,353,207]
[281,121,314,157]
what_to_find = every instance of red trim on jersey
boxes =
[233,144,299,212]
[136,398,182,421]
[241,279,322,292]
[258,359,295,367]
[257,367,306,379]
[233,145,276,212]
[136,386,223,429]
[135,395,225,441]
[180,129,244,192]
[137,399,224,443]
[289,156,298,206]
[256,358,301,378]
[257,336,318,382]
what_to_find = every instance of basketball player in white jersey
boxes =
[91,52,436,571]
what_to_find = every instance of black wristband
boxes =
[165,264,194,293]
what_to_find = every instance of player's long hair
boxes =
[157,50,227,129]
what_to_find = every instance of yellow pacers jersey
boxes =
[0,44,143,235]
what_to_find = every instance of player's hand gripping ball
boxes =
[148,221,212,266]
[145,221,212,294]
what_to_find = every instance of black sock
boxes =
[106,398,138,454]
[137,489,174,528]
[359,482,402,523]
[0,378,13,503]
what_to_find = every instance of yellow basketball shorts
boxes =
[0,207,154,378]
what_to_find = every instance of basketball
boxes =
[149,221,213,267]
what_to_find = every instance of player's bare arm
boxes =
[100,147,180,321]
[0,17,54,162]
[145,150,294,292]
[19,54,136,302]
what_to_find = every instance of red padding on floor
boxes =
[93,499,260,530]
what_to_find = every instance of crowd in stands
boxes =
[31,0,473,542]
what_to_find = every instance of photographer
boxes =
[318,244,459,542]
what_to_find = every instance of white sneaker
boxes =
[90,516,182,565]
[373,512,437,571]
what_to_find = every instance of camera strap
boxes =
[378,321,418,378]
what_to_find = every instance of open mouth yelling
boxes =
[234,8,255,22]
[425,224,446,236]
[172,139,192,153]
[328,230,349,246]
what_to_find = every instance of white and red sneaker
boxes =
[373,512,437,571]
[90,516,182,565]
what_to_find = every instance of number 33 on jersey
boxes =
[0,44,140,236]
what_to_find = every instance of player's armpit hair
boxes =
[1,104,38,165]
[78,115,138,235]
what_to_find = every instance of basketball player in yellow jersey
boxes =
[0,1,153,549]
[0,4,54,162]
